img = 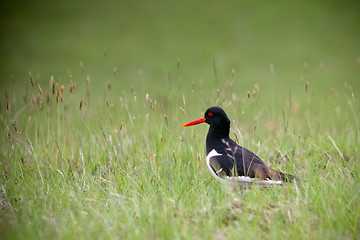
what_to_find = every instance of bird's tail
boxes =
[267,168,294,182]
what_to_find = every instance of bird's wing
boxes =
[222,138,272,179]
[206,149,283,185]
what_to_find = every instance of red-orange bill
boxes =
[182,117,206,127]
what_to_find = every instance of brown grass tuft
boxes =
[69,81,76,93]
[164,114,168,126]
[29,72,34,87]
[50,75,55,97]
[32,94,36,107]
[60,85,64,103]
[13,120,19,134]
[133,91,137,103]
[56,83,59,104]
[179,106,186,115]
[38,83,42,96]
[39,97,43,109]
[6,99,9,112]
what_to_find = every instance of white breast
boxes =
[205,149,225,182]
[205,149,283,185]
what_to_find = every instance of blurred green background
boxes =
[1,1,360,239]
[1,0,359,94]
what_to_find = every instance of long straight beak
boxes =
[182,117,206,127]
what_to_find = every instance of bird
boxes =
[182,106,294,184]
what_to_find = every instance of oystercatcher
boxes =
[182,106,294,184]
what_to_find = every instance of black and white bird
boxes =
[182,106,294,184]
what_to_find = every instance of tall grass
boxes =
[1,57,359,239]
[1,0,360,239]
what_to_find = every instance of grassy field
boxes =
[1,0,360,239]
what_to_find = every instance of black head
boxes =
[182,106,231,143]
[204,106,230,128]
[182,106,231,130]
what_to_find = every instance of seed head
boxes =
[29,72,34,87]
[32,94,36,107]
[6,99,9,112]
[38,83,42,96]
[305,82,309,92]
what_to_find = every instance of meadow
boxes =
[1,0,360,239]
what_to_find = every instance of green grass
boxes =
[1,0,360,239]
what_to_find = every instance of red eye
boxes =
[208,112,213,117]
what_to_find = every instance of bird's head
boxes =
[182,106,230,128]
